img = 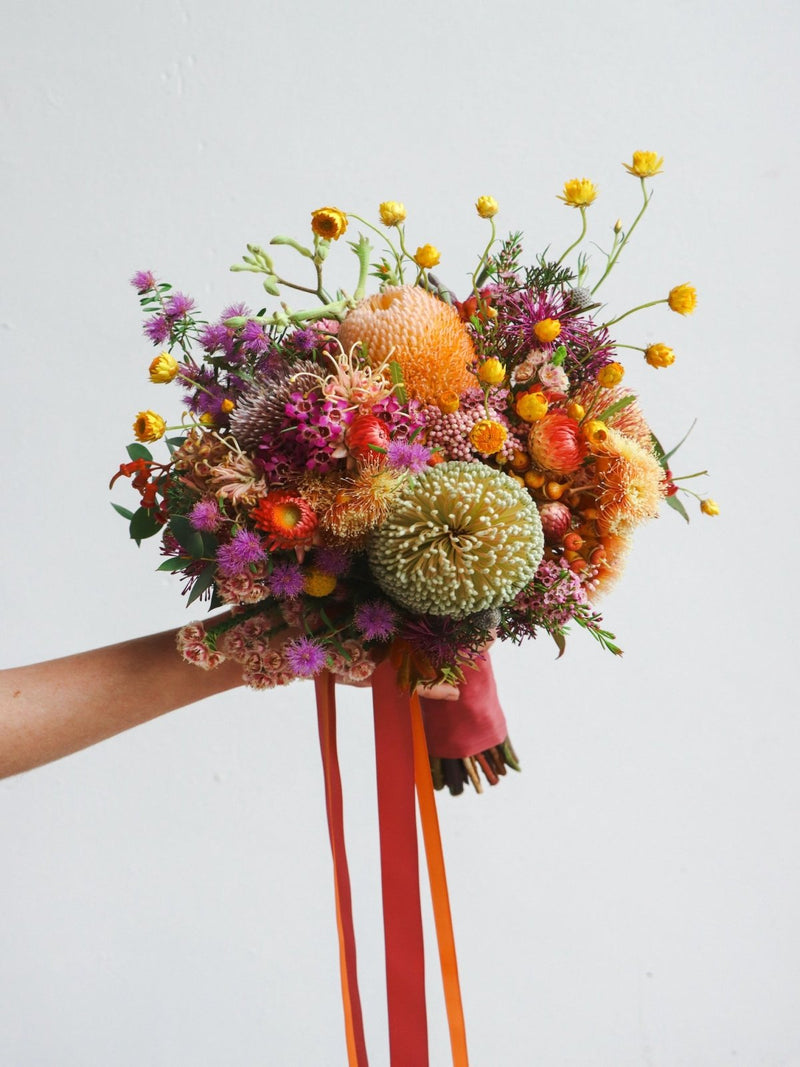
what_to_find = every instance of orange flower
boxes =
[310,207,348,241]
[338,285,475,404]
[251,492,318,549]
[469,418,508,455]
[528,413,587,475]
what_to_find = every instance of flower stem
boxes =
[471,218,497,296]
[603,298,667,329]
[591,178,652,295]
[556,206,588,266]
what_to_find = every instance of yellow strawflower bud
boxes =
[477,357,506,385]
[566,401,585,421]
[149,351,179,384]
[303,567,338,597]
[469,418,508,455]
[515,391,549,422]
[310,206,348,241]
[533,318,562,344]
[623,151,664,178]
[597,362,625,388]
[133,410,166,442]
[414,244,440,269]
[437,390,460,414]
[668,283,697,315]
[582,419,609,447]
[700,498,720,517]
[379,201,406,226]
[475,195,499,219]
[558,178,598,208]
[613,218,623,234]
[645,343,675,368]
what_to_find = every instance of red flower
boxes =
[251,492,318,550]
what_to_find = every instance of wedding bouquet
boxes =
[113,151,715,791]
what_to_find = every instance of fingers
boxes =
[413,681,460,701]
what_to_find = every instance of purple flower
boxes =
[164,292,196,318]
[312,546,351,577]
[386,440,431,473]
[289,328,321,353]
[131,270,156,293]
[354,601,397,642]
[241,320,269,353]
[189,499,222,532]
[284,636,327,677]
[143,314,171,345]
[268,560,305,598]
[198,323,231,354]
[216,530,266,576]
[221,302,251,322]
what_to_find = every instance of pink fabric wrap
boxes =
[419,654,507,759]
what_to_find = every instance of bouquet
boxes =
[113,151,716,793]
[112,152,715,1064]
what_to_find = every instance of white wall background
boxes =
[1,1,798,1064]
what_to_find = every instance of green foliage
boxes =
[129,507,161,545]
[111,502,135,521]
[126,443,153,462]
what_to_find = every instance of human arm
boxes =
[0,627,245,779]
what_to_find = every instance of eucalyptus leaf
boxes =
[665,494,690,523]
[661,419,697,463]
[126,443,153,462]
[129,507,161,543]
[169,515,206,558]
[111,502,135,521]
[156,556,192,572]
[187,564,217,606]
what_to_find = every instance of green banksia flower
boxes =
[368,461,544,618]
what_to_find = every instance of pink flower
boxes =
[528,413,587,475]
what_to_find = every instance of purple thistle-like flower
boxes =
[131,270,156,293]
[216,530,266,576]
[241,319,270,353]
[312,546,351,577]
[268,560,305,598]
[221,302,251,322]
[386,439,431,473]
[289,328,321,353]
[284,636,327,677]
[189,499,222,532]
[143,314,171,345]
[354,600,397,642]
[164,291,196,318]
[198,323,231,354]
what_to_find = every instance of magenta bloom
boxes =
[188,499,222,532]
[164,292,196,318]
[131,270,156,293]
[312,546,351,577]
[143,314,171,345]
[354,600,397,641]
[216,530,266,576]
[284,636,327,677]
[386,439,431,473]
[268,560,305,598]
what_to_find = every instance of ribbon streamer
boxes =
[316,673,370,1067]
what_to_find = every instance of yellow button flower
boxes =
[379,201,406,226]
[515,391,549,422]
[597,362,625,388]
[533,318,562,344]
[477,358,506,385]
[623,151,664,178]
[311,207,348,241]
[148,351,179,384]
[475,195,499,219]
[582,419,609,447]
[133,410,166,442]
[414,244,440,269]
[644,343,675,368]
[469,418,508,455]
[558,178,598,208]
[700,498,720,517]
[303,567,338,597]
[668,283,697,315]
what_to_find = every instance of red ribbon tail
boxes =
[372,661,429,1067]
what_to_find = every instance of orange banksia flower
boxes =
[338,285,476,404]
